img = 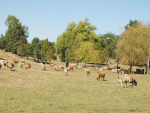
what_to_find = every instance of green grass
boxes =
[0,51,150,113]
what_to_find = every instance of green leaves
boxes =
[5,15,28,53]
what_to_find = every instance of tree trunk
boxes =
[84,61,86,67]
[66,62,69,67]
[76,62,78,67]
[129,65,132,74]
[94,63,97,67]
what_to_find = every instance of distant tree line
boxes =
[1,15,150,72]
[0,15,55,63]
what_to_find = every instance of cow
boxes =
[85,69,90,76]
[118,74,137,87]
[69,63,76,67]
[6,62,15,71]
[13,59,18,64]
[18,63,24,68]
[25,63,31,70]
[50,64,55,67]
[102,66,109,71]
[22,61,25,64]
[68,66,74,71]
[42,65,46,70]
[64,68,69,75]
[97,72,105,81]
[54,66,59,71]
[59,64,65,69]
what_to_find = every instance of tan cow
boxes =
[118,75,137,87]
[70,63,76,67]
[102,66,109,71]
[85,69,90,76]
[54,66,59,71]
[64,68,69,76]
[97,72,105,81]
[50,64,55,67]
[7,62,15,71]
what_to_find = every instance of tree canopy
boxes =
[5,15,29,53]
[55,18,100,66]
[116,22,150,68]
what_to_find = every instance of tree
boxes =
[41,39,54,63]
[74,41,100,66]
[0,34,7,50]
[124,19,138,30]
[5,15,28,53]
[17,43,29,57]
[27,37,40,58]
[98,32,119,64]
[33,40,44,62]
[116,22,150,72]
[55,18,99,66]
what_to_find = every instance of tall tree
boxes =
[116,22,150,71]
[55,18,99,66]
[41,39,54,62]
[5,15,29,53]
[33,40,44,62]
[124,19,138,30]
[27,37,40,57]
[98,32,119,63]
[0,34,7,50]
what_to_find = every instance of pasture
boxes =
[0,50,150,112]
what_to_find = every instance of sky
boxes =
[0,0,150,43]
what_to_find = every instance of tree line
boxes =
[0,15,55,63]
[1,15,150,72]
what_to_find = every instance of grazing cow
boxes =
[64,68,69,75]
[59,64,65,69]
[118,75,137,87]
[70,63,76,67]
[97,72,105,81]
[50,64,55,67]
[54,66,59,71]
[14,59,18,64]
[22,61,25,64]
[39,64,46,71]
[25,63,31,70]
[85,69,90,76]
[69,66,74,71]
[42,65,46,70]
[18,63,24,68]
[7,62,15,71]
[102,66,109,71]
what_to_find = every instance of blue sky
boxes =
[0,0,150,43]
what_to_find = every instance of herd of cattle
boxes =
[0,52,137,88]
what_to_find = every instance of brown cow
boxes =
[25,63,31,70]
[97,72,105,81]
[68,66,74,71]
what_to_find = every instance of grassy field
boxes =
[0,50,150,113]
